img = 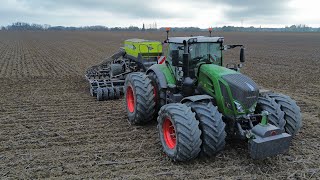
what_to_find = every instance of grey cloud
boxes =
[190,0,292,23]
[224,0,292,21]
[0,0,296,27]
[16,0,177,19]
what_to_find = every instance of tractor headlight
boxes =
[234,101,245,113]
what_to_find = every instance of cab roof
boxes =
[168,36,224,44]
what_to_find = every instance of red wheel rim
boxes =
[163,117,176,149]
[126,86,135,113]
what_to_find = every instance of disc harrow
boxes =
[85,48,128,100]
[85,39,162,101]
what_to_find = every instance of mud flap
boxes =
[249,124,292,159]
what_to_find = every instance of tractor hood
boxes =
[200,64,238,77]
[200,64,259,112]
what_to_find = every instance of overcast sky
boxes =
[0,0,319,28]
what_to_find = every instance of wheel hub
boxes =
[163,117,176,149]
[126,86,135,113]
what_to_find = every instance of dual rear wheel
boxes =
[157,102,226,161]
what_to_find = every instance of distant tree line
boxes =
[211,24,317,32]
[1,22,320,32]
[0,22,144,32]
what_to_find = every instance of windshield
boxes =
[189,43,221,65]
[168,43,222,66]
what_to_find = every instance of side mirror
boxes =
[171,50,180,66]
[240,47,245,63]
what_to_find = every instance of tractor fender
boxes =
[146,65,168,89]
[181,95,213,104]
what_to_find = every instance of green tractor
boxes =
[124,32,302,161]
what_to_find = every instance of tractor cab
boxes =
[164,36,245,79]
[165,36,224,66]
[164,37,223,78]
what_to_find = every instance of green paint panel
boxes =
[198,64,240,116]
[158,64,176,85]
[200,64,240,77]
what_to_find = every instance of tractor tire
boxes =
[124,72,155,125]
[96,87,104,101]
[110,64,123,76]
[256,96,286,131]
[108,87,115,100]
[158,103,202,161]
[147,71,166,113]
[102,88,109,100]
[266,93,302,135]
[185,101,226,157]
[115,87,121,99]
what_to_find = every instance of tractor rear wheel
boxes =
[124,72,155,125]
[266,93,302,135]
[157,103,202,161]
[185,101,226,157]
[256,96,285,131]
[148,71,166,114]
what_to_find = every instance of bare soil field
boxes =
[0,31,319,179]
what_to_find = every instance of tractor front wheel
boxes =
[266,93,302,135]
[124,72,155,124]
[158,103,202,161]
[256,96,285,131]
[185,101,226,157]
